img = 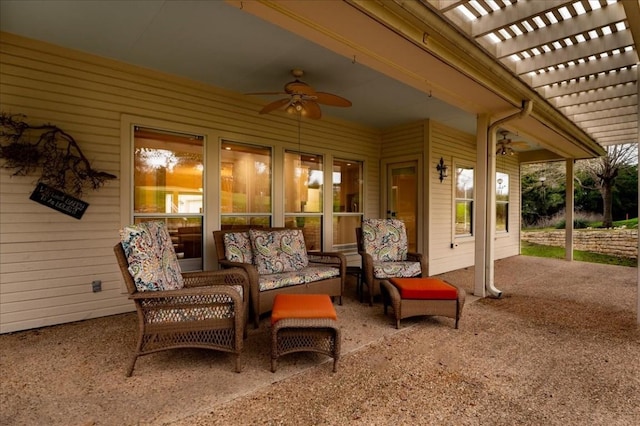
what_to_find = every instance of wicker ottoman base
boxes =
[381,278,465,329]
[270,294,341,373]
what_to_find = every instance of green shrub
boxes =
[554,218,590,229]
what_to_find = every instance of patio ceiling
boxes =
[424,0,640,147]
[0,1,634,157]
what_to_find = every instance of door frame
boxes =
[380,155,424,254]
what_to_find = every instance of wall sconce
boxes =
[436,157,448,182]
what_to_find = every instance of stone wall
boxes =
[521,229,638,259]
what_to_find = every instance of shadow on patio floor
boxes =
[1,256,637,425]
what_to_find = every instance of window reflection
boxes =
[455,166,474,236]
[133,127,204,270]
[496,172,509,232]
[332,159,363,253]
[220,141,272,228]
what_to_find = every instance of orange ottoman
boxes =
[380,278,466,329]
[270,294,341,373]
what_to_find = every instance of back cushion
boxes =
[249,229,309,274]
[120,221,184,292]
[362,218,408,261]
[223,232,254,264]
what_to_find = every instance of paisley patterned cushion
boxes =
[362,218,408,261]
[223,232,254,264]
[258,266,340,291]
[249,229,309,274]
[120,221,184,292]
[372,260,422,279]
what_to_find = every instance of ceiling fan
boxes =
[247,69,352,119]
[496,131,528,155]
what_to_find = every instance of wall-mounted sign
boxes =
[29,183,89,219]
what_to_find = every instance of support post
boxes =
[474,114,490,298]
[565,159,574,261]
[636,62,639,325]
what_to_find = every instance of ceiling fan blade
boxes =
[259,98,291,114]
[302,101,322,119]
[314,92,352,107]
[285,81,316,96]
[246,91,287,96]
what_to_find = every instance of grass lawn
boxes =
[521,241,637,267]
[590,218,638,229]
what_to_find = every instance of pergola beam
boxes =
[561,94,637,115]
[471,0,569,38]
[496,2,626,58]
[541,67,637,98]
[530,50,638,88]
[516,30,635,75]
[574,114,637,130]
[569,105,637,122]
[551,83,637,107]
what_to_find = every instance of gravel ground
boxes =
[1,256,638,426]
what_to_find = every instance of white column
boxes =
[636,62,639,325]
[474,115,490,297]
[565,159,574,261]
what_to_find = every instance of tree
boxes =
[576,143,638,228]
[521,162,566,226]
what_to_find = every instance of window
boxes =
[496,172,509,232]
[332,158,363,253]
[455,166,474,236]
[133,126,204,271]
[220,141,272,229]
[284,150,323,251]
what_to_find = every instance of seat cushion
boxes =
[362,219,408,261]
[120,221,184,292]
[390,278,458,300]
[372,261,422,279]
[258,266,340,292]
[223,231,253,264]
[271,294,337,324]
[250,228,309,274]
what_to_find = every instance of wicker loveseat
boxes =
[214,227,346,328]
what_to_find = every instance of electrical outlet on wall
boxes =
[92,280,102,292]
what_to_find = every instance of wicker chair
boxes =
[114,243,249,376]
[356,218,427,306]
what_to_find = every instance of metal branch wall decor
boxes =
[0,113,116,197]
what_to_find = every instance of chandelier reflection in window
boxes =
[136,148,180,172]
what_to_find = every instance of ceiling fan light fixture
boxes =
[248,69,351,120]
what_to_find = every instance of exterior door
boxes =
[387,161,417,252]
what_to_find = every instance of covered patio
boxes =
[1,256,637,425]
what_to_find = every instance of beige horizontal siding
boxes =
[429,121,521,274]
[0,32,381,333]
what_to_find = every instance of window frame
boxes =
[219,140,273,229]
[496,171,509,233]
[453,161,475,239]
[131,125,205,272]
[283,150,324,251]
[331,157,364,254]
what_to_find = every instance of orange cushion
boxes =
[271,294,337,324]
[390,278,458,300]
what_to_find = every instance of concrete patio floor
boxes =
[1,255,638,425]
